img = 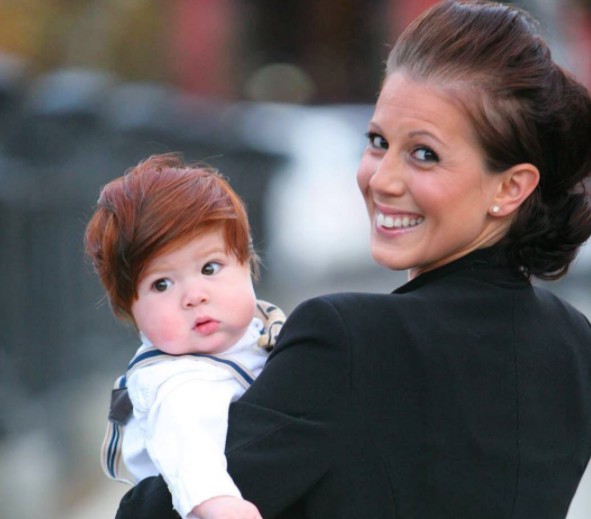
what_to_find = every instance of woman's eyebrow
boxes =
[408,129,445,146]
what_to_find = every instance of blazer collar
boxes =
[393,245,528,294]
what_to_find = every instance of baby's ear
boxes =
[255,300,287,351]
[490,163,540,217]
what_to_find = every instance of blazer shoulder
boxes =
[290,291,400,321]
[531,284,591,330]
[313,290,435,313]
[290,291,422,335]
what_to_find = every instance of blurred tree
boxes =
[0,0,167,81]
[0,0,394,103]
[100,0,167,82]
[0,0,66,72]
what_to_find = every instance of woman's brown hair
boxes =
[388,0,591,279]
[84,153,256,324]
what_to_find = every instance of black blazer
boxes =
[116,247,591,519]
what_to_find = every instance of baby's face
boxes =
[131,229,256,355]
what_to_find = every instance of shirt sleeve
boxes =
[134,370,243,518]
[225,296,352,517]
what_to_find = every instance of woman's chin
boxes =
[370,248,410,272]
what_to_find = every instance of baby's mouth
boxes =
[194,318,220,335]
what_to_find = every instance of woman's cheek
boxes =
[357,154,379,202]
[356,155,372,192]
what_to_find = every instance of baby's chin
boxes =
[141,333,193,355]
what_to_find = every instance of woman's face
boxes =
[357,72,508,279]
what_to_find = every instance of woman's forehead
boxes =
[374,73,477,139]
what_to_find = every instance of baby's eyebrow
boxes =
[141,262,172,278]
[201,247,226,256]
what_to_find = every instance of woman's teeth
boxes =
[377,212,424,229]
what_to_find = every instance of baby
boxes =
[85,153,283,518]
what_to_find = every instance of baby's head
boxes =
[85,153,257,328]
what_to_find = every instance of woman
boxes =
[116,1,591,518]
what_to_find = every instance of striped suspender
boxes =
[126,348,255,388]
[101,374,131,483]
[100,349,256,484]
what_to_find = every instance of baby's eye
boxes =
[202,262,222,276]
[152,278,173,292]
[366,131,388,150]
[411,146,439,163]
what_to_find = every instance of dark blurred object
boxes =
[5,68,113,161]
[240,0,386,103]
[0,52,29,144]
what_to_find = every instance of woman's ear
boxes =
[489,164,539,217]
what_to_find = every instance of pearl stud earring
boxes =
[491,205,500,214]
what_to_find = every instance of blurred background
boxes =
[0,0,589,517]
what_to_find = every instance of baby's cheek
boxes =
[142,315,183,352]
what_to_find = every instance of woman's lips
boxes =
[376,211,424,229]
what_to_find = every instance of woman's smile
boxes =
[375,210,425,231]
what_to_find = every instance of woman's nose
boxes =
[369,155,405,195]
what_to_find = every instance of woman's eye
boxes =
[366,131,388,150]
[202,262,222,276]
[411,146,439,163]
[152,278,173,292]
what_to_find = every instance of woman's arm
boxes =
[115,475,175,519]
[115,296,351,519]
[225,296,351,517]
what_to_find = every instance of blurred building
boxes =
[0,0,589,101]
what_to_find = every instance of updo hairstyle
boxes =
[388,0,591,279]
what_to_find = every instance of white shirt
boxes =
[122,318,268,518]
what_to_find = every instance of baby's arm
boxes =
[129,368,248,518]
[192,495,262,519]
